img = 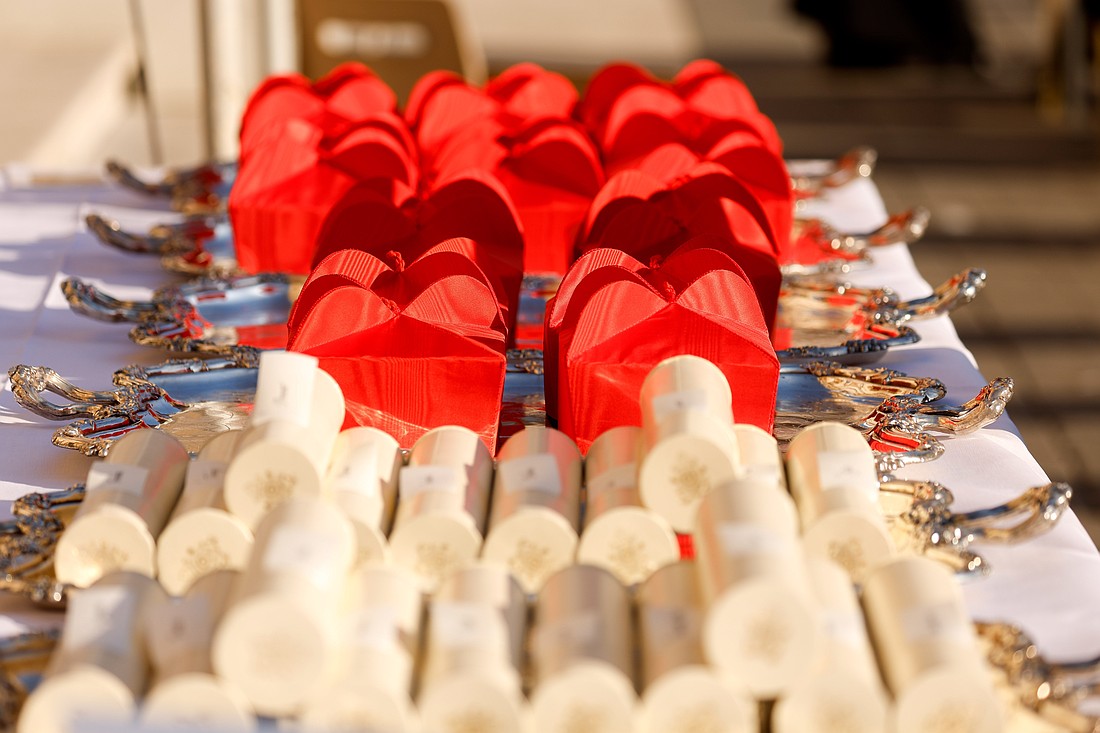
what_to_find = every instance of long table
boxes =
[0,165,1098,670]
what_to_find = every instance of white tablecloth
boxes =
[1,169,1098,666]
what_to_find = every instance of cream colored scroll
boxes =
[862,556,1003,733]
[577,426,678,585]
[772,558,890,733]
[222,352,345,528]
[482,426,583,593]
[786,422,894,582]
[140,570,254,730]
[55,430,189,588]
[156,430,253,595]
[297,564,423,733]
[636,561,757,733]
[639,354,734,433]
[389,425,494,591]
[418,596,529,733]
[18,572,162,733]
[324,425,401,569]
[693,476,821,698]
[530,564,637,733]
[211,496,356,717]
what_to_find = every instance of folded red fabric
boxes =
[229,115,416,275]
[408,65,593,275]
[579,60,782,160]
[238,62,397,164]
[545,243,779,452]
[311,170,525,335]
[287,248,507,449]
[579,163,782,331]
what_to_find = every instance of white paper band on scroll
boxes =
[530,565,637,733]
[638,410,740,533]
[251,351,319,428]
[157,431,252,596]
[640,355,733,436]
[786,422,880,511]
[580,428,677,586]
[418,595,530,733]
[55,430,189,587]
[636,561,757,733]
[141,571,254,730]
[211,497,356,717]
[483,427,582,593]
[298,565,421,733]
[730,424,786,491]
[222,417,337,529]
[325,426,401,569]
[861,556,1003,733]
[435,564,528,679]
[772,558,889,733]
[18,573,161,733]
[693,477,820,699]
[388,427,492,592]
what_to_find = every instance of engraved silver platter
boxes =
[82,204,929,280]
[61,273,293,355]
[105,159,235,214]
[60,269,986,365]
[8,354,1011,468]
[84,212,239,277]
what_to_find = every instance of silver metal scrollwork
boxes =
[880,479,1072,578]
[83,213,239,276]
[0,630,61,731]
[790,146,878,198]
[979,621,1100,732]
[105,160,235,214]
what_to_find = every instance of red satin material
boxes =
[310,171,525,336]
[239,62,396,163]
[229,115,416,275]
[545,244,779,452]
[239,59,794,454]
[578,60,782,159]
[287,248,507,449]
[578,165,782,331]
[408,65,591,275]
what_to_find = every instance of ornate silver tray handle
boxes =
[0,630,61,731]
[61,272,290,326]
[60,269,985,364]
[774,268,986,364]
[979,621,1100,732]
[782,206,932,278]
[789,145,877,199]
[878,479,1072,578]
[105,160,235,214]
[7,356,257,456]
[84,213,239,277]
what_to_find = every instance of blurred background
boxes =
[1,0,1098,521]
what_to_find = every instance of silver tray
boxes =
[8,354,1011,467]
[62,273,293,356]
[60,269,986,365]
[789,145,878,199]
[84,212,239,277]
[105,159,235,215]
[83,204,929,280]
